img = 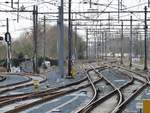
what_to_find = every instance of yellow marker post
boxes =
[143,100,150,113]
[33,80,40,92]
[71,67,76,78]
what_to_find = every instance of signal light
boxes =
[0,36,3,40]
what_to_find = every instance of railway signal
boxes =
[0,36,3,40]
[5,32,11,44]
[5,18,11,72]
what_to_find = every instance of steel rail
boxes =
[0,76,88,106]
[112,83,147,113]
[105,64,148,111]
[91,65,124,113]
[110,66,149,113]
[0,74,32,88]
[76,65,128,113]
[105,63,148,112]
[76,66,103,113]
[0,65,101,101]
[117,65,149,82]
[0,75,6,82]
[79,65,134,113]
[2,67,106,113]
[0,74,47,95]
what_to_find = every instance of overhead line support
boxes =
[129,15,132,67]
[68,0,72,77]
[144,6,148,71]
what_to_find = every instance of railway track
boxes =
[0,74,46,95]
[75,65,105,113]
[1,62,148,113]
[76,65,130,113]
[111,66,149,113]
[0,74,32,89]
[77,65,148,113]
[0,75,6,82]
[0,66,106,113]
[0,76,88,107]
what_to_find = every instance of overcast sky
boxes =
[0,0,149,41]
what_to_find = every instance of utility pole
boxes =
[33,5,38,73]
[121,0,123,10]
[140,33,142,59]
[58,4,64,77]
[86,29,88,59]
[118,0,120,22]
[108,13,110,59]
[11,0,13,8]
[94,31,97,59]
[74,26,78,59]
[144,6,148,70]
[90,0,92,8]
[102,32,104,60]
[105,32,107,60]
[43,15,46,65]
[99,21,102,59]
[96,21,98,60]
[120,21,123,64]
[68,0,72,77]
[97,31,100,59]
[129,15,132,67]
[17,0,20,22]
[108,13,111,32]
[5,18,11,72]
[136,31,139,58]
[100,32,102,59]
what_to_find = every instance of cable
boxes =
[122,2,147,10]
[120,1,145,23]
[96,0,114,18]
